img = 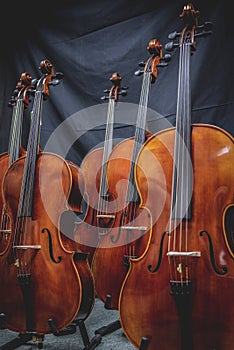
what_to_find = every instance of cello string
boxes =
[124,72,150,254]
[11,99,24,267]
[97,95,114,217]
[10,99,22,164]
[176,42,184,284]
[184,43,192,283]
[0,100,19,239]
[16,90,41,274]
[169,41,184,283]
[8,104,17,162]
[15,100,24,160]
[24,90,43,274]
[13,97,30,272]
[179,43,187,284]
[98,96,111,208]
[102,97,115,217]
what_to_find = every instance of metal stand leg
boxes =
[139,337,150,350]
[0,333,44,350]
[77,320,102,350]
[95,320,121,337]
[95,295,121,336]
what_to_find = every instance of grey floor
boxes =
[0,297,136,349]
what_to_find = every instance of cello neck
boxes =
[99,98,115,198]
[8,73,33,166]
[17,88,44,218]
[126,39,167,203]
[169,3,212,221]
[17,61,62,218]
[125,72,151,204]
[8,98,25,165]
[171,41,193,221]
[98,72,125,200]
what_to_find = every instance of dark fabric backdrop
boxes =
[0,0,233,166]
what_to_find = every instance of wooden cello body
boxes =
[119,125,234,349]
[119,4,234,349]
[0,60,94,334]
[91,39,170,310]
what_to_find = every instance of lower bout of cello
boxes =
[119,258,234,350]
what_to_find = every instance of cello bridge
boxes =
[0,229,11,233]
[121,225,147,231]
[96,214,115,219]
[167,251,201,257]
[13,245,41,250]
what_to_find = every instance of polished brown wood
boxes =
[119,125,234,349]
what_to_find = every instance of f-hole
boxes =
[223,204,234,256]
[42,228,62,263]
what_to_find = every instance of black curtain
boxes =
[0,0,233,166]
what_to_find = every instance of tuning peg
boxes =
[8,96,16,107]
[156,62,168,68]
[161,54,171,62]
[156,53,171,68]
[165,41,179,52]
[100,89,110,99]
[100,95,108,100]
[195,30,212,38]
[27,88,36,97]
[31,78,38,86]
[198,21,213,31]
[48,79,60,86]
[134,69,144,76]
[54,72,63,80]
[118,88,127,96]
[168,31,181,40]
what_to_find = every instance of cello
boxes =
[74,72,127,265]
[119,3,234,350]
[0,72,33,255]
[0,59,94,335]
[91,39,170,310]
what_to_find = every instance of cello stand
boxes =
[94,295,121,337]
[0,333,44,350]
[0,313,44,350]
[49,317,102,350]
[76,319,102,350]
[139,337,150,350]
